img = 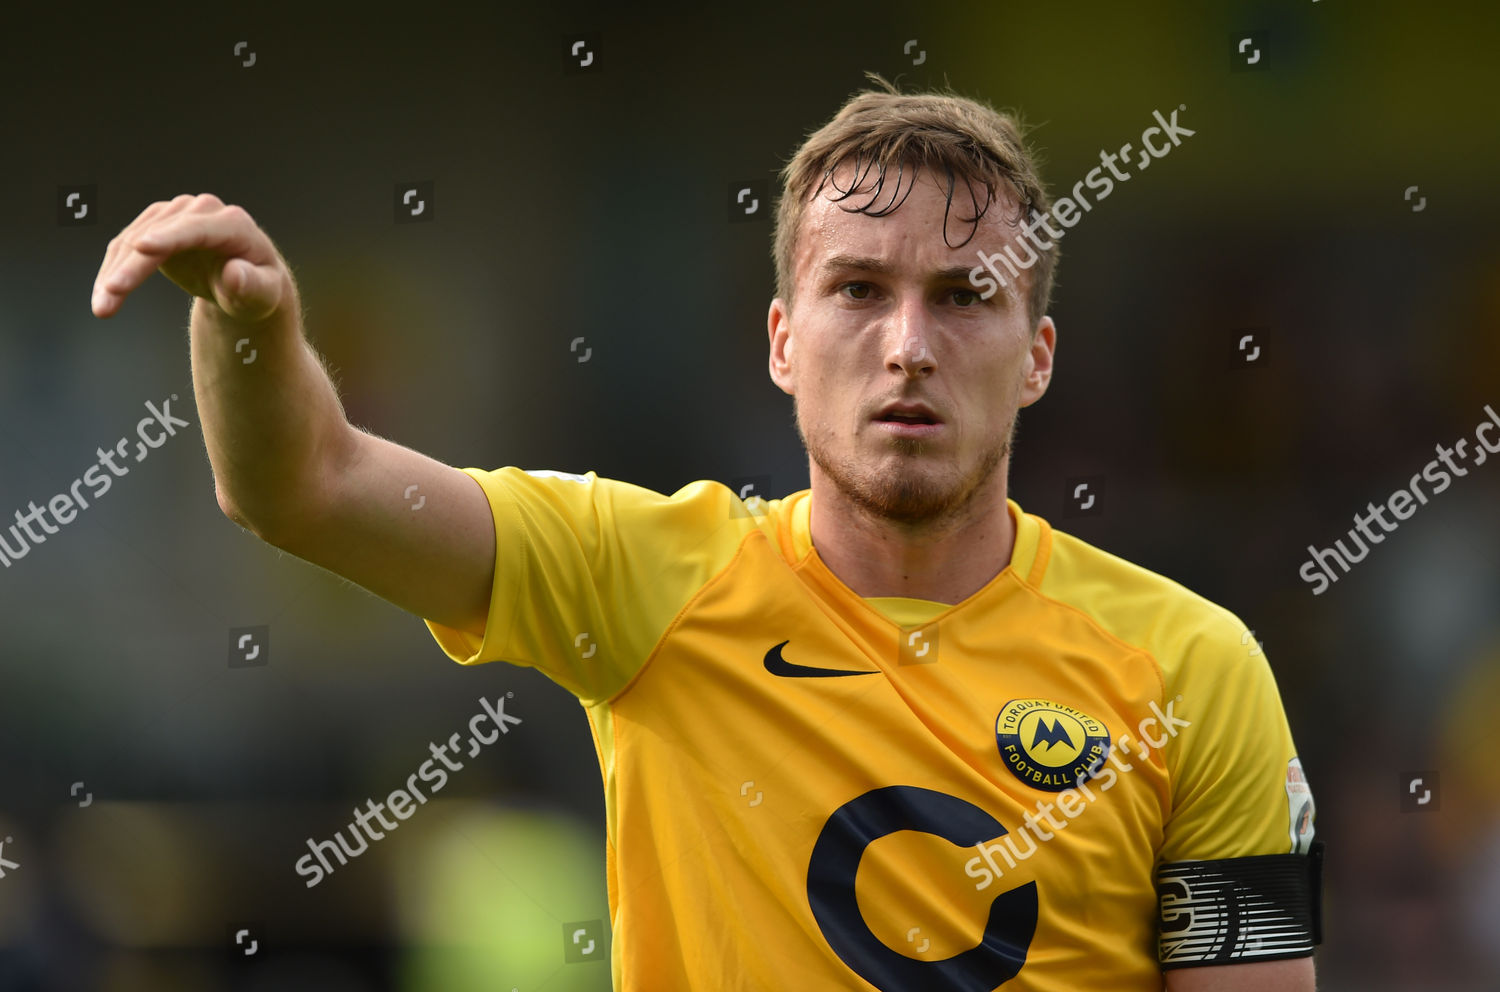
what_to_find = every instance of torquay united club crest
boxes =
[995,698,1111,792]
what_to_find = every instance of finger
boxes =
[95,195,190,289]
[92,234,176,318]
[92,196,192,316]
[92,201,166,316]
[135,203,271,270]
[217,257,284,322]
[150,212,274,302]
[98,205,265,314]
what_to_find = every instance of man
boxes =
[92,76,1320,991]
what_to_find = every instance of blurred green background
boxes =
[3,1,1499,989]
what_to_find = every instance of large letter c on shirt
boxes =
[807,785,1037,990]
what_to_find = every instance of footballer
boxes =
[91,76,1321,991]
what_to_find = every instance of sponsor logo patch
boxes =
[1285,757,1315,854]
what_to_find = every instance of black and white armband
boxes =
[1156,841,1324,968]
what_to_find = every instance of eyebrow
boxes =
[820,254,981,285]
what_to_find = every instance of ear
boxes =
[1018,316,1055,408]
[768,297,795,396]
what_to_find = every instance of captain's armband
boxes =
[1156,841,1324,968]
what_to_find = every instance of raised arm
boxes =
[91,193,495,637]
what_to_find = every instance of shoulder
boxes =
[470,467,744,519]
[1031,519,1253,689]
[465,466,797,560]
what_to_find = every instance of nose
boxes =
[884,300,936,377]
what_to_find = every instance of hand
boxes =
[91,193,290,323]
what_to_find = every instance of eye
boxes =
[840,282,873,300]
[951,288,981,307]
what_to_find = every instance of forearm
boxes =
[189,276,351,541]
[1164,956,1316,991]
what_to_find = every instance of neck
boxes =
[807,468,1016,605]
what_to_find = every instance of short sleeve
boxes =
[423,467,753,705]
[1158,617,1315,864]
[1154,615,1321,966]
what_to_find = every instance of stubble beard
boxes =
[797,405,1015,528]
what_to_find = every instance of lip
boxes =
[875,420,945,438]
[877,402,942,423]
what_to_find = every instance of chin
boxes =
[851,443,1008,525]
[845,463,965,524]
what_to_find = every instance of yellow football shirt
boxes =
[425,468,1319,991]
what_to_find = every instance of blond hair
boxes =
[773,73,1056,329]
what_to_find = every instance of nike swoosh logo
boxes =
[764,640,877,678]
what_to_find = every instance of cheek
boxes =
[799,350,844,396]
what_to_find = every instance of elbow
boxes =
[216,482,282,545]
[215,482,249,531]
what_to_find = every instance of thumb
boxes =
[216,258,282,323]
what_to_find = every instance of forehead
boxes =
[795,158,1026,284]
